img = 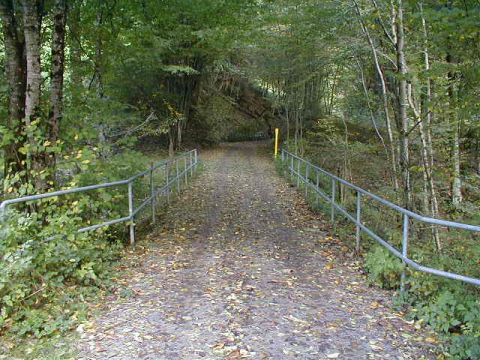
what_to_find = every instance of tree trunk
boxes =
[177,120,182,150]
[48,0,67,174]
[444,2,463,208]
[68,1,82,104]
[168,127,175,158]
[419,2,441,250]
[22,0,45,191]
[395,0,412,209]
[352,0,399,191]
[408,84,441,251]
[452,120,462,206]
[22,0,42,127]
[446,52,462,207]
[0,0,27,186]
[94,10,104,97]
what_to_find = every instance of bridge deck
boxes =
[77,142,435,359]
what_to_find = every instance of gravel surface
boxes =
[77,142,438,360]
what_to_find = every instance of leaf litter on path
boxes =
[77,142,438,360]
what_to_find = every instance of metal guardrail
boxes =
[0,149,199,246]
[281,148,480,288]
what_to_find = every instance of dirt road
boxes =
[77,142,436,359]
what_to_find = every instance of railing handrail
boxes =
[284,150,480,232]
[281,148,480,287]
[1,149,199,245]
[0,150,195,209]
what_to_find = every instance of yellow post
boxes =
[274,128,279,157]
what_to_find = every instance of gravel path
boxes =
[77,142,437,359]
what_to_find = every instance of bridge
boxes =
[66,142,439,359]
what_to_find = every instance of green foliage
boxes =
[191,95,238,145]
[364,246,404,289]
[449,332,480,360]
[0,147,156,338]
[1,0,479,356]
[405,279,480,359]
[0,207,122,337]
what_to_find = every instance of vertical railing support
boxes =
[194,149,198,169]
[150,164,155,224]
[305,163,310,198]
[128,181,135,246]
[189,151,194,176]
[176,159,180,193]
[355,191,361,252]
[401,214,409,293]
[331,178,336,228]
[0,204,7,240]
[184,156,188,186]
[290,155,294,182]
[296,158,300,188]
[315,171,320,206]
[165,163,170,204]
[0,204,6,223]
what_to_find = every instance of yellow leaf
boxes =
[370,301,380,309]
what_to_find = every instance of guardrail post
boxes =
[331,178,336,228]
[290,154,294,182]
[315,171,320,206]
[189,151,194,176]
[401,214,409,293]
[176,159,180,193]
[150,163,156,225]
[184,155,188,186]
[194,149,198,169]
[128,181,135,246]
[281,150,287,177]
[305,163,310,198]
[0,205,7,239]
[165,163,170,204]
[356,191,361,252]
[0,204,5,221]
[296,158,300,188]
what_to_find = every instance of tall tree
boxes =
[394,0,412,209]
[47,0,67,171]
[0,0,26,184]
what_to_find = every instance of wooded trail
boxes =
[77,142,436,360]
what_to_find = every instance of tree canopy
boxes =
[1,0,480,357]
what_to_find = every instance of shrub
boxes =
[364,245,404,289]
[0,206,122,337]
[0,150,154,337]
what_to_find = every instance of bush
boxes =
[0,207,122,337]
[364,245,404,289]
[0,150,155,337]
[402,279,480,359]
[364,246,480,358]
[450,333,480,359]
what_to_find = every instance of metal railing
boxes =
[0,149,199,246]
[281,148,480,288]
